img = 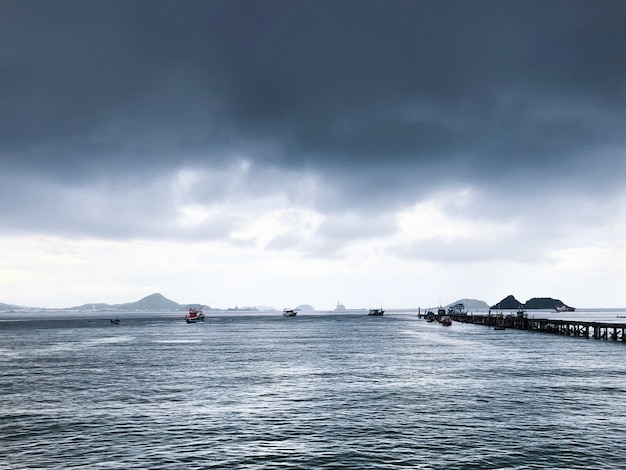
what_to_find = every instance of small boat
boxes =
[440,316,452,326]
[368,308,384,316]
[110,318,120,325]
[447,303,467,315]
[185,308,205,323]
[554,305,576,312]
[283,308,297,317]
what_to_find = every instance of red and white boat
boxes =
[185,308,205,323]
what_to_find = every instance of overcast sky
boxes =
[1,0,626,309]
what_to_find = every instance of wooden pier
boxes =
[449,313,626,342]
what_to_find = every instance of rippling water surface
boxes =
[2,311,626,469]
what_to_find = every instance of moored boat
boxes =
[447,303,467,315]
[283,308,297,317]
[185,308,205,323]
[554,305,576,312]
[368,307,384,316]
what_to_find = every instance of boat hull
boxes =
[185,317,205,323]
[185,307,205,323]
[554,306,576,312]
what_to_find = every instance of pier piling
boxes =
[449,314,626,342]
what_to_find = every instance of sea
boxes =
[2,308,626,469]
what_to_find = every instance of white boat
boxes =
[185,308,205,323]
[447,303,467,315]
[554,305,576,312]
[368,307,384,316]
[283,308,297,317]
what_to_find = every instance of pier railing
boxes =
[449,314,626,342]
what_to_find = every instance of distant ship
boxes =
[185,308,205,323]
[283,308,297,317]
[554,305,576,312]
[368,307,384,316]
[334,302,368,313]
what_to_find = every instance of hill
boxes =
[296,304,316,312]
[0,301,22,311]
[72,293,182,311]
[491,295,523,310]
[524,297,572,310]
[446,299,490,310]
[118,293,181,310]
[491,295,573,310]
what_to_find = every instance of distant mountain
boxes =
[255,306,277,312]
[72,293,182,311]
[118,293,181,310]
[296,304,316,312]
[524,297,572,310]
[0,301,22,311]
[71,302,113,311]
[491,295,573,310]
[491,295,523,310]
[446,299,490,310]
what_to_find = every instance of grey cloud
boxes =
[316,212,397,241]
[393,232,552,265]
[2,0,626,246]
[0,170,239,240]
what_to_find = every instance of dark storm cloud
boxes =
[1,0,626,238]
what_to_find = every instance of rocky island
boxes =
[491,295,574,311]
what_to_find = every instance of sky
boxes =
[1,0,626,310]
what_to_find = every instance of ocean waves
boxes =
[1,314,626,468]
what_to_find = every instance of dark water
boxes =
[2,311,626,469]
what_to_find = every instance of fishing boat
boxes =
[447,303,467,315]
[368,307,384,316]
[185,308,205,323]
[283,308,297,317]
